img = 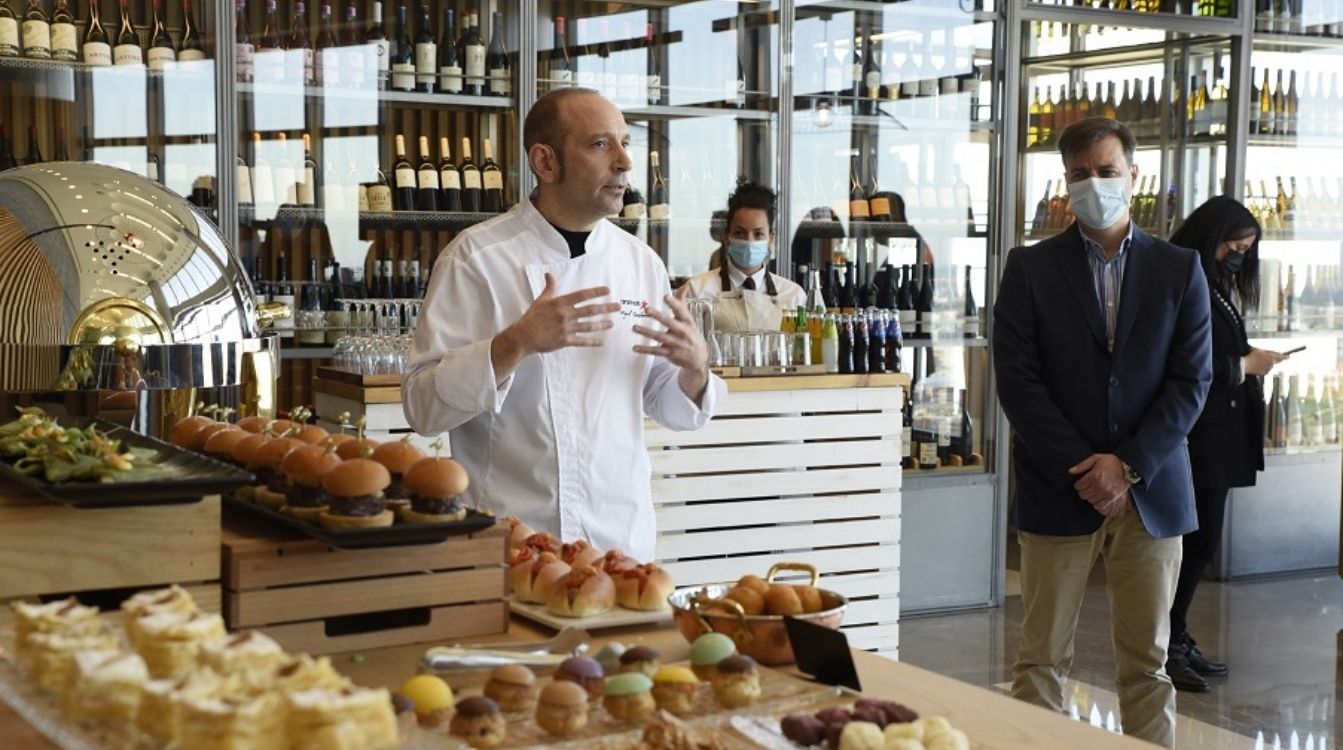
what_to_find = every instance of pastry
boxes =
[399,456,470,524]
[198,631,287,679]
[137,668,226,745]
[854,698,918,725]
[400,674,455,728]
[851,703,890,728]
[318,458,395,529]
[204,428,251,466]
[603,672,656,722]
[546,564,616,618]
[535,680,589,737]
[614,563,675,611]
[710,655,760,709]
[449,696,506,749]
[885,739,924,750]
[511,550,570,604]
[735,574,770,596]
[253,437,306,509]
[121,584,199,645]
[795,585,825,614]
[389,691,418,736]
[286,686,399,750]
[62,650,148,722]
[12,597,100,654]
[618,645,661,677]
[882,721,924,743]
[641,709,725,750]
[169,415,216,447]
[601,548,639,575]
[781,713,828,746]
[688,632,737,681]
[594,642,626,674]
[483,664,537,712]
[135,610,227,678]
[235,415,271,433]
[914,716,954,739]
[522,531,560,554]
[837,721,884,750]
[191,421,239,452]
[279,443,342,521]
[650,666,700,716]
[370,439,427,512]
[322,433,354,452]
[723,585,766,616]
[25,628,118,692]
[764,584,804,616]
[560,539,604,568]
[553,655,605,701]
[925,728,971,750]
[178,691,286,750]
[271,654,351,693]
[335,436,381,460]
[504,515,536,550]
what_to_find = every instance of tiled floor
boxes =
[900,568,1342,749]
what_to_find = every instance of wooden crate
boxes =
[312,378,451,454]
[222,522,508,655]
[0,484,221,603]
[646,376,907,657]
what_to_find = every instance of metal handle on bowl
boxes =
[766,561,819,587]
[691,596,755,648]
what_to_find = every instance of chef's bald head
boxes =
[525,88,603,164]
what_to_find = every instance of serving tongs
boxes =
[418,626,592,677]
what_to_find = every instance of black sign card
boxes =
[784,616,862,692]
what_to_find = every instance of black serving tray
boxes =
[0,418,255,508]
[223,495,496,549]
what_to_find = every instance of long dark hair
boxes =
[1169,195,1262,310]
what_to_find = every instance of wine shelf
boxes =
[235,82,514,110]
[1247,134,1343,149]
[1252,32,1343,52]
[1024,133,1226,154]
[1019,3,1244,36]
[1023,34,1232,72]
[619,104,775,122]
[239,207,505,231]
[0,55,213,81]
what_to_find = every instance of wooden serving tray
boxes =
[507,596,672,631]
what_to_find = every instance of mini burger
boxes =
[252,437,305,509]
[370,440,426,512]
[203,428,250,467]
[235,416,271,434]
[318,458,394,529]
[230,433,273,501]
[168,415,215,448]
[335,437,381,461]
[291,422,330,445]
[278,444,342,521]
[399,457,469,525]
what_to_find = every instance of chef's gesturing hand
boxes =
[491,273,621,385]
[633,294,710,403]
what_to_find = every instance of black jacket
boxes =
[1186,283,1264,489]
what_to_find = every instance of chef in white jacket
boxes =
[402,88,726,561]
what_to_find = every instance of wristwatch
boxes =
[1121,461,1142,485]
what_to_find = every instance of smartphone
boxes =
[1283,345,1306,355]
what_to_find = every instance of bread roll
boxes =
[546,566,615,618]
[512,553,570,604]
[736,575,770,596]
[723,586,766,616]
[794,585,824,614]
[505,516,537,550]
[614,563,675,611]
[764,584,804,616]
[561,540,603,569]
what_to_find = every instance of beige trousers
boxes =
[1011,510,1183,748]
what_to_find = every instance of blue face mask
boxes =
[727,239,770,270]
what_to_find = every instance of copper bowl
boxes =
[667,563,846,666]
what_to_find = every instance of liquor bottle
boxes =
[485,10,508,96]
[380,252,395,298]
[112,0,138,64]
[271,252,296,336]
[1077,81,1092,122]
[366,1,387,90]
[0,0,17,57]
[251,132,276,206]
[901,387,915,470]
[146,0,175,70]
[437,8,460,93]
[21,0,50,59]
[460,9,485,96]
[1031,179,1052,232]
[391,134,415,210]
[298,256,326,344]
[962,265,978,338]
[413,2,435,92]
[438,135,460,210]
[1039,85,1055,146]
[290,1,314,85]
[1142,76,1159,139]
[1323,375,1340,445]
[648,150,669,219]
[81,0,109,64]
[293,133,315,206]
[1027,86,1042,147]
[366,158,392,211]
[388,4,412,91]
[395,254,409,297]
[548,16,570,91]
[645,21,660,105]
[415,135,439,210]
[480,137,502,212]
[459,136,481,211]
[314,3,337,85]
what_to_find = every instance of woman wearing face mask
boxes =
[1165,195,1288,694]
[677,182,806,316]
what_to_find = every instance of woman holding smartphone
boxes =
[1166,196,1289,692]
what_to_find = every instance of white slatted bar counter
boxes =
[647,373,908,658]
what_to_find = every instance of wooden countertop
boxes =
[2,616,1150,749]
[723,373,910,392]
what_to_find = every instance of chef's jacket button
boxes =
[1109,376,1119,386]
[1110,422,1119,432]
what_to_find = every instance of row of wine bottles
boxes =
[1029,177,1176,234]
[790,263,981,340]
[1253,263,1343,334]
[1254,0,1343,36]
[1243,175,1343,232]
[0,0,204,67]
[907,384,979,471]
[1264,371,1343,451]
[1248,68,1343,139]
[237,0,510,96]
[252,251,428,342]
[237,130,506,214]
[1028,0,1233,17]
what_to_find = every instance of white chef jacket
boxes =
[402,198,726,561]
[680,265,807,309]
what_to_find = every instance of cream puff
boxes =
[449,696,506,749]
[553,656,605,701]
[650,666,700,716]
[602,672,656,722]
[618,645,661,677]
[688,632,737,681]
[535,680,589,737]
[399,674,454,729]
[711,655,761,709]
[483,664,537,712]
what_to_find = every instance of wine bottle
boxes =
[147,0,174,70]
[391,134,415,210]
[648,150,669,219]
[289,0,313,85]
[81,0,109,65]
[459,136,481,211]
[22,0,51,60]
[340,2,362,87]
[297,132,317,207]
[22,123,41,163]
[962,265,978,338]
[863,29,881,108]
[366,0,387,90]
[461,9,485,95]
[485,10,508,96]
[366,158,393,211]
[298,256,327,345]
[416,135,439,210]
[438,135,460,210]
[386,3,412,91]
[481,137,502,212]
[272,251,296,336]
[1287,373,1304,446]
[257,0,282,83]
[273,131,296,203]
[644,21,660,105]
[413,1,435,92]
[237,148,254,207]
[315,2,337,85]
[0,0,18,57]
[437,7,460,93]
[548,16,570,91]
[48,0,75,60]
[396,254,411,297]
[111,0,139,64]
[251,132,276,206]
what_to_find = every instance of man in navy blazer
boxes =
[994,118,1211,748]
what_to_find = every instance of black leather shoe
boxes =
[1185,639,1229,677]
[1166,654,1211,693]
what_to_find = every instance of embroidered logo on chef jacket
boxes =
[619,299,652,319]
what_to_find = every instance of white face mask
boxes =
[1067,176,1130,230]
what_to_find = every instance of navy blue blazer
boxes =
[993,224,1212,539]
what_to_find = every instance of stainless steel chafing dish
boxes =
[0,162,279,437]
